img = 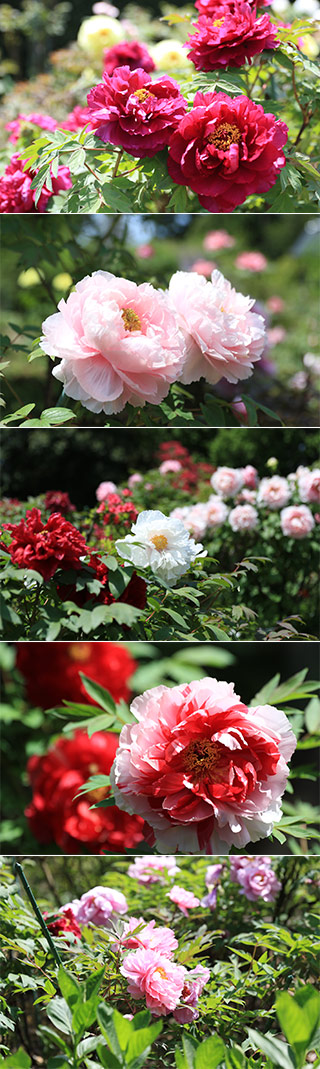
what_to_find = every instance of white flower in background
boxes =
[206,496,229,528]
[210,467,244,498]
[150,39,194,70]
[115,509,206,586]
[297,467,320,505]
[257,476,291,510]
[292,0,320,16]
[184,503,209,540]
[228,504,258,532]
[78,16,125,59]
[168,270,266,386]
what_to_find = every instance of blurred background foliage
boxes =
[1,213,319,425]
[1,427,319,505]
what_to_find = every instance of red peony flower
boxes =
[167,92,288,213]
[44,908,81,941]
[25,729,145,854]
[44,491,75,514]
[87,66,187,158]
[16,641,137,709]
[57,552,147,612]
[195,0,272,13]
[103,40,155,75]
[2,508,89,580]
[186,3,277,71]
[0,154,72,213]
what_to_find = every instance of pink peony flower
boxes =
[128,855,180,883]
[96,480,117,501]
[184,504,209,540]
[267,326,287,346]
[186,3,277,71]
[239,489,257,504]
[230,855,271,879]
[67,885,128,927]
[257,476,290,510]
[103,40,155,75]
[60,106,94,133]
[87,66,187,158]
[159,460,182,474]
[6,112,58,144]
[190,259,216,276]
[280,505,315,539]
[111,916,178,956]
[206,496,229,528]
[168,270,265,387]
[242,465,258,489]
[267,295,285,313]
[173,963,210,1023]
[298,467,320,505]
[120,949,186,1015]
[0,154,71,214]
[110,677,297,854]
[136,244,155,259]
[167,885,201,915]
[231,397,248,424]
[195,0,272,11]
[211,466,244,497]
[128,473,143,488]
[41,271,186,416]
[206,863,223,886]
[204,229,235,251]
[235,251,268,272]
[237,860,282,901]
[228,503,258,532]
[167,92,288,214]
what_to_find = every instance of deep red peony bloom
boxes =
[57,552,147,611]
[0,154,72,214]
[44,491,75,514]
[16,641,137,709]
[2,508,89,580]
[44,908,81,941]
[25,729,145,854]
[103,40,155,75]
[87,66,187,158]
[167,92,288,212]
[187,3,277,71]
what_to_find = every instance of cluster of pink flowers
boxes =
[117,919,210,1020]
[230,856,282,901]
[61,885,128,927]
[0,153,72,214]
[186,1,277,72]
[40,267,266,415]
[128,855,181,883]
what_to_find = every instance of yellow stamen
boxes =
[183,739,223,778]
[121,307,141,332]
[134,88,154,103]
[69,643,91,662]
[207,122,241,151]
[150,534,168,551]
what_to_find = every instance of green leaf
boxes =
[58,967,81,1008]
[126,1021,162,1061]
[72,997,98,1036]
[46,997,73,1036]
[276,986,320,1066]
[195,1035,225,1069]
[305,697,320,734]
[247,1029,295,1069]
[97,1005,122,1059]
[79,674,117,714]
[0,1051,32,1067]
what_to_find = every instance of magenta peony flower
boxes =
[64,886,128,927]
[0,154,72,214]
[168,270,266,387]
[173,964,210,1023]
[96,480,117,501]
[186,2,277,72]
[111,916,178,956]
[41,271,186,415]
[167,92,288,213]
[298,467,320,505]
[103,40,155,75]
[211,467,244,497]
[6,112,58,144]
[128,855,180,883]
[195,0,272,12]
[110,677,296,854]
[204,229,235,251]
[257,475,291,510]
[280,504,315,539]
[236,251,268,272]
[120,948,186,1015]
[167,885,200,915]
[236,860,282,901]
[61,106,94,132]
[87,66,187,158]
[228,503,258,531]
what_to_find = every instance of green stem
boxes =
[12,860,62,966]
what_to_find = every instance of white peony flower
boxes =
[115,509,206,586]
[78,16,125,59]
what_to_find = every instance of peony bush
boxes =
[0,2,319,214]
[0,853,319,1064]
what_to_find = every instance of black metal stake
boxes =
[12,859,62,967]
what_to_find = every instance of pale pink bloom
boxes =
[235,252,268,272]
[96,480,117,501]
[167,885,200,915]
[267,326,287,346]
[64,886,127,927]
[281,504,315,539]
[303,352,320,376]
[120,948,186,1015]
[238,489,257,504]
[206,496,229,528]
[173,964,210,1023]
[168,270,265,387]
[290,371,308,391]
[229,504,258,533]
[159,460,182,474]
[237,860,281,902]
[136,244,155,259]
[231,398,248,424]
[257,476,291,510]
[93,3,119,14]
[111,916,178,956]
[185,503,209,540]
[297,467,320,505]
[230,855,271,880]
[242,465,258,489]
[203,230,235,251]
[169,506,190,527]
[190,259,216,276]
[128,473,143,489]
[110,677,296,854]
[128,855,180,883]
[41,271,186,416]
[211,466,244,498]
[267,296,285,313]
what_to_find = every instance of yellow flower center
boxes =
[121,307,141,332]
[183,739,223,779]
[213,18,224,26]
[155,967,168,979]
[207,122,241,151]
[150,534,168,551]
[69,643,91,662]
[134,88,154,103]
